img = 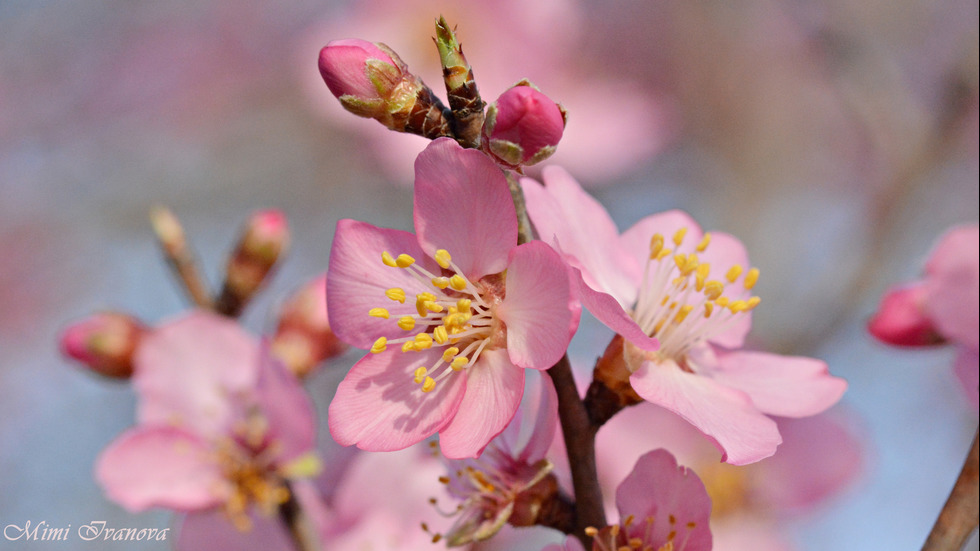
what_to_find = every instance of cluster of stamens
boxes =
[586,513,697,551]
[633,227,761,362]
[369,248,496,393]
[214,412,290,532]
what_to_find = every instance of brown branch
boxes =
[279,481,322,551]
[546,354,606,547]
[922,430,979,551]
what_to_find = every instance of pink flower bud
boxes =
[867,283,945,347]
[216,209,290,317]
[59,312,147,378]
[272,275,347,377]
[318,39,413,120]
[482,81,566,168]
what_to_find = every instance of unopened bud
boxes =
[271,275,347,377]
[215,210,289,317]
[481,81,566,169]
[59,312,147,378]
[868,284,945,347]
[318,39,453,139]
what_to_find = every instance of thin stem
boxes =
[149,206,213,310]
[922,430,979,551]
[547,354,606,546]
[279,481,322,551]
[506,172,535,245]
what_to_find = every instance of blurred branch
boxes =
[150,206,213,310]
[279,481,322,551]
[922,430,979,551]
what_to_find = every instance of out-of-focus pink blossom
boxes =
[869,224,980,406]
[327,138,575,459]
[591,449,713,551]
[59,311,147,378]
[523,168,846,465]
[482,82,566,169]
[271,274,348,377]
[435,371,559,545]
[593,402,864,551]
[96,311,320,531]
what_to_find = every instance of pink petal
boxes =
[521,167,640,306]
[867,283,943,347]
[622,213,753,348]
[328,348,465,452]
[497,241,574,369]
[615,449,713,551]
[708,349,847,418]
[134,311,259,437]
[413,138,517,279]
[253,348,317,463]
[516,370,560,464]
[953,346,979,408]
[176,509,295,551]
[439,349,525,459]
[96,426,227,512]
[630,361,781,465]
[573,269,660,351]
[326,219,441,349]
[924,224,980,350]
[753,414,865,513]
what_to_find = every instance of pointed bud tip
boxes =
[868,284,945,347]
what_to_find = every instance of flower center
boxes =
[214,412,290,531]
[369,248,504,393]
[587,513,699,551]
[632,227,760,364]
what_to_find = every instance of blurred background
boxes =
[1,0,977,549]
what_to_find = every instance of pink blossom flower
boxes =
[522,167,847,465]
[594,402,865,551]
[434,371,560,545]
[327,138,575,459]
[482,82,566,169]
[589,449,713,551]
[96,311,320,531]
[868,224,979,406]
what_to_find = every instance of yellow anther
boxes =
[438,476,450,485]
[704,280,724,300]
[415,293,436,317]
[433,326,449,345]
[369,308,390,319]
[696,232,711,252]
[381,251,398,267]
[442,347,460,362]
[674,304,694,324]
[745,296,761,310]
[672,227,688,247]
[413,366,428,384]
[395,254,416,268]
[725,264,743,283]
[451,357,468,370]
[385,288,406,303]
[435,249,452,270]
[656,248,673,261]
[728,300,748,313]
[661,295,670,306]
[414,333,433,349]
[397,316,416,331]
[370,337,387,354]
[744,267,760,290]
[649,233,665,259]
[449,274,467,291]
[715,296,730,308]
[421,376,436,393]
[704,302,714,318]
[695,263,710,291]
[401,341,416,352]
[456,298,472,312]
[418,292,437,302]
[673,254,687,272]
[432,276,450,289]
